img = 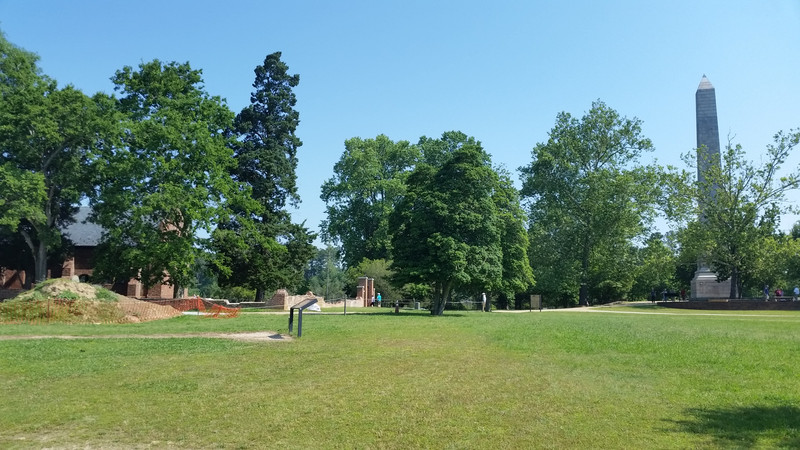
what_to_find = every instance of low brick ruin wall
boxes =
[324,298,365,308]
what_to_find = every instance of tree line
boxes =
[0,31,314,299]
[2,30,800,313]
[316,108,800,310]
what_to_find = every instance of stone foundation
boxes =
[690,269,732,299]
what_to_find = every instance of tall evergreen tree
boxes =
[210,52,314,300]
[235,51,301,217]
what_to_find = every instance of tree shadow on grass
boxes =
[625,303,660,309]
[339,310,468,318]
[667,405,800,448]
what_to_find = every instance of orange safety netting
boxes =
[164,297,240,318]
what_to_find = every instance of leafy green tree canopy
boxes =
[416,130,478,167]
[390,145,504,315]
[676,131,800,297]
[321,134,419,268]
[1,31,111,282]
[0,164,46,229]
[303,246,347,301]
[493,172,535,303]
[92,60,238,290]
[520,101,660,305]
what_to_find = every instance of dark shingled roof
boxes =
[61,207,104,247]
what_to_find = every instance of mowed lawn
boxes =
[1,306,799,449]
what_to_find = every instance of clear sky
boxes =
[1,1,799,240]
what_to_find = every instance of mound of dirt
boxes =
[14,279,182,323]
[114,295,183,323]
[20,278,99,300]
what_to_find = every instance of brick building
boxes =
[1,207,184,299]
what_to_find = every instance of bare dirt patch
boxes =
[114,295,182,323]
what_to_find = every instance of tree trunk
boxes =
[729,267,740,299]
[256,288,265,302]
[579,283,589,306]
[432,281,451,316]
[35,240,47,283]
[579,261,590,306]
[23,268,33,290]
[579,237,590,306]
[19,227,48,284]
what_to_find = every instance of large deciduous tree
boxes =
[210,52,315,300]
[493,172,535,306]
[92,60,239,292]
[520,101,661,306]
[321,134,419,269]
[416,130,478,167]
[0,31,110,282]
[0,164,46,229]
[677,131,800,298]
[630,232,679,300]
[390,145,506,315]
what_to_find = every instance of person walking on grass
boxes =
[794,286,799,301]
[376,292,382,307]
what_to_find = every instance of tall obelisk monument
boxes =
[690,75,731,299]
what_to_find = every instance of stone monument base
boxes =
[690,269,732,299]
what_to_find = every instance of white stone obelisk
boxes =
[690,75,731,299]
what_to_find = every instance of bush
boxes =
[94,287,118,302]
[59,290,80,300]
[219,286,257,302]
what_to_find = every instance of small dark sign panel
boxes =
[530,294,541,311]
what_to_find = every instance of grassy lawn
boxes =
[1,307,799,448]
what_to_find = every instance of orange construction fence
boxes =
[150,297,240,318]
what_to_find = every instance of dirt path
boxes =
[0,331,292,342]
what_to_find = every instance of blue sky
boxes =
[1,1,799,240]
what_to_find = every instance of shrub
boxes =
[94,287,118,302]
[59,290,80,300]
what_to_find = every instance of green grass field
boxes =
[1,306,799,448]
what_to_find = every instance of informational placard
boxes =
[530,294,542,311]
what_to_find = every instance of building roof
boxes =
[61,207,104,247]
